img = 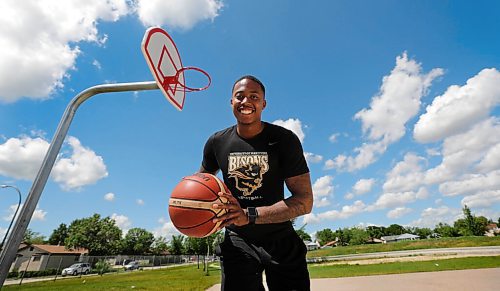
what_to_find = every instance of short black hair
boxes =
[232,75,266,96]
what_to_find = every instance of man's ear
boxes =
[230,98,233,106]
[263,99,267,109]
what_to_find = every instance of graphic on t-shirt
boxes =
[228,152,269,196]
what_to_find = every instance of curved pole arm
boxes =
[0,81,159,286]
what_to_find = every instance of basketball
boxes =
[168,173,229,238]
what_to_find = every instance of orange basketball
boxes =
[168,173,229,238]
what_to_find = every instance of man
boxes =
[199,75,313,290]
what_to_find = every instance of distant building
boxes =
[10,244,88,272]
[380,233,420,243]
[485,223,499,237]
[303,240,320,251]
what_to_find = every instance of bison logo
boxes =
[228,152,269,196]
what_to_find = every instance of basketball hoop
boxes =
[161,66,211,93]
[141,27,212,111]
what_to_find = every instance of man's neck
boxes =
[236,121,265,139]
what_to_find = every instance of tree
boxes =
[122,228,154,255]
[349,227,369,245]
[366,226,385,239]
[48,223,68,245]
[386,224,405,236]
[94,259,112,276]
[295,224,312,241]
[434,223,459,237]
[334,228,351,246]
[65,214,122,255]
[169,235,185,255]
[455,205,487,236]
[412,227,432,239]
[24,228,45,244]
[315,228,335,246]
[151,236,169,255]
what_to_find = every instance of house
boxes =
[303,240,320,251]
[10,244,89,272]
[380,233,420,243]
[485,223,499,237]
[365,237,383,244]
[321,240,339,248]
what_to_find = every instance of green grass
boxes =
[4,264,221,291]
[307,236,500,258]
[308,255,500,278]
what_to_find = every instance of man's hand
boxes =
[212,192,249,229]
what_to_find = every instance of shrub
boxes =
[94,259,112,276]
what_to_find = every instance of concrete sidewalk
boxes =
[207,268,500,291]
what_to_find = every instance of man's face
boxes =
[231,78,266,125]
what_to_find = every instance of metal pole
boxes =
[0,81,159,287]
[0,185,22,250]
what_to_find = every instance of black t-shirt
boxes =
[202,122,309,241]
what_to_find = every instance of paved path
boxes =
[207,268,500,291]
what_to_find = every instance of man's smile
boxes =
[238,106,255,115]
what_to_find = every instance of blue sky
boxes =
[1,0,499,241]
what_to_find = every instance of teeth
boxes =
[239,107,254,114]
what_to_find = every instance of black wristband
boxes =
[247,207,258,224]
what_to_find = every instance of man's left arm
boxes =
[255,172,313,223]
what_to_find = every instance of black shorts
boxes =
[217,229,310,291]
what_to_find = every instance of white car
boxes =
[61,263,91,276]
[123,261,140,271]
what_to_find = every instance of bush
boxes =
[15,269,58,278]
[94,259,112,276]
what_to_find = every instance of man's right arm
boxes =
[198,165,219,175]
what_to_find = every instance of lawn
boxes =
[4,264,221,291]
[308,255,500,278]
[307,236,500,258]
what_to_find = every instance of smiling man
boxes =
[199,75,313,291]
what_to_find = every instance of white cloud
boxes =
[461,190,500,208]
[304,200,367,224]
[52,136,108,191]
[0,0,129,102]
[0,137,49,180]
[387,207,412,219]
[352,178,376,195]
[383,153,426,193]
[411,206,461,228]
[329,133,340,143]
[4,204,46,221]
[0,135,108,191]
[312,175,334,208]
[424,118,500,186]
[368,187,428,210]
[104,192,115,201]
[304,152,323,163]
[414,68,500,143]
[111,213,131,231]
[136,199,145,206]
[439,170,500,197]
[272,118,306,143]
[153,217,181,239]
[329,52,442,172]
[92,59,102,70]
[477,143,500,173]
[135,0,223,30]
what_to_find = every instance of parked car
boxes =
[123,261,140,271]
[61,263,91,276]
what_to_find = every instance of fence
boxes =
[7,254,214,285]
